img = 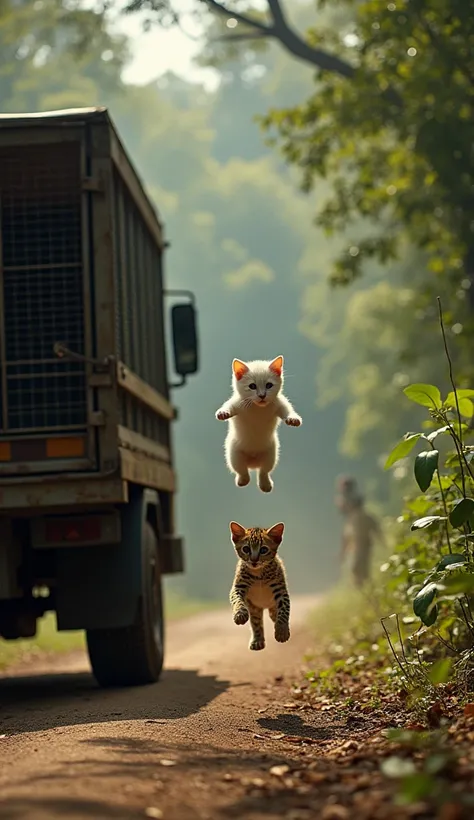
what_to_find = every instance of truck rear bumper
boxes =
[0,477,128,512]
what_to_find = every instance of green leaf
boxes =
[424,754,450,775]
[440,572,474,595]
[414,450,439,492]
[404,384,442,410]
[458,398,474,418]
[437,553,466,570]
[411,515,446,531]
[449,498,474,528]
[413,582,438,626]
[384,433,421,470]
[398,773,436,804]
[426,426,450,443]
[381,756,416,779]
[427,658,453,685]
[445,391,474,418]
[445,389,474,404]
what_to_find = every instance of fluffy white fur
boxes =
[215,355,302,493]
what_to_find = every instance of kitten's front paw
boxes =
[249,638,265,651]
[285,415,302,427]
[234,608,249,625]
[216,408,231,421]
[275,623,290,643]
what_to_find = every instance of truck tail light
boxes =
[45,518,102,544]
[32,513,121,549]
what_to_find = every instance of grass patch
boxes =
[0,613,85,671]
[164,584,223,620]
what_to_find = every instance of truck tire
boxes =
[86,521,164,688]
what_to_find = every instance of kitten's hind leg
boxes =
[270,605,289,641]
[226,439,250,487]
[248,603,265,650]
[258,438,277,493]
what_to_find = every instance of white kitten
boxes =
[215,355,302,493]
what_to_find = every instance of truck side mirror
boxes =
[171,302,199,383]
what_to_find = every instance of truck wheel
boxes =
[86,521,164,688]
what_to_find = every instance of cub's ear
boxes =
[232,359,249,381]
[230,521,246,543]
[267,522,285,545]
[269,356,284,377]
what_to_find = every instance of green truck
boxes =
[0,107,198,687]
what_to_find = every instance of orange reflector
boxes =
[0,442,11,462]
[46,437,85,458]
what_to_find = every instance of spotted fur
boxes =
[229,521,290,651]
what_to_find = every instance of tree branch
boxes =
[202,0,272,34]
[202,0,355,79]
[266,0,355,78]
[212,31,269,43]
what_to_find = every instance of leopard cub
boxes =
[229,521,290,651]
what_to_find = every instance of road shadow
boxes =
[0,668,229,736]
[258,712,337,740]
[0,796,145,820]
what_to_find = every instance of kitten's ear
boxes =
[230,521,246,543]
[269,356,284,377]
[232,359,248,381]
[267,522,285,545]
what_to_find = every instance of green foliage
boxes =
[413,582,438,627]
[450,498,474,528]
[0,0,129,110]
[404,384,442,411]
[384,375,474,633]
[410,516,446,531]
[384,433,421,470]
[262,0,474,297]
[254,0,474,470]
[414,450,439,493]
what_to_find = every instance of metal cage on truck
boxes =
[0,107,199,687]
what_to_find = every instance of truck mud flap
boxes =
[161,535,184,575]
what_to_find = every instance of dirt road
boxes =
[0,596,322,820]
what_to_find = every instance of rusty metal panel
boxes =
[0,477,128,511]
[87,122,120,473]
[111,165,171,452]
[0,141,90,440]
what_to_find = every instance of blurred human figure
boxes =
[335,476,384,588]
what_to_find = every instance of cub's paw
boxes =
[275,623,290,643]
[234,608,249,625]
[249,638,265,651]
[216,408,231,421]
[285,415,302,427]
[236,474,250,487]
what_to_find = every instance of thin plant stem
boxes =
[428,439,452,554]
[437,298,474,486]
[437,298,473,564]
[458,598,474,639]
[395,613,412,671]
[435,632,458,654]
[381,616,412,681]
[438,298,464,457]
